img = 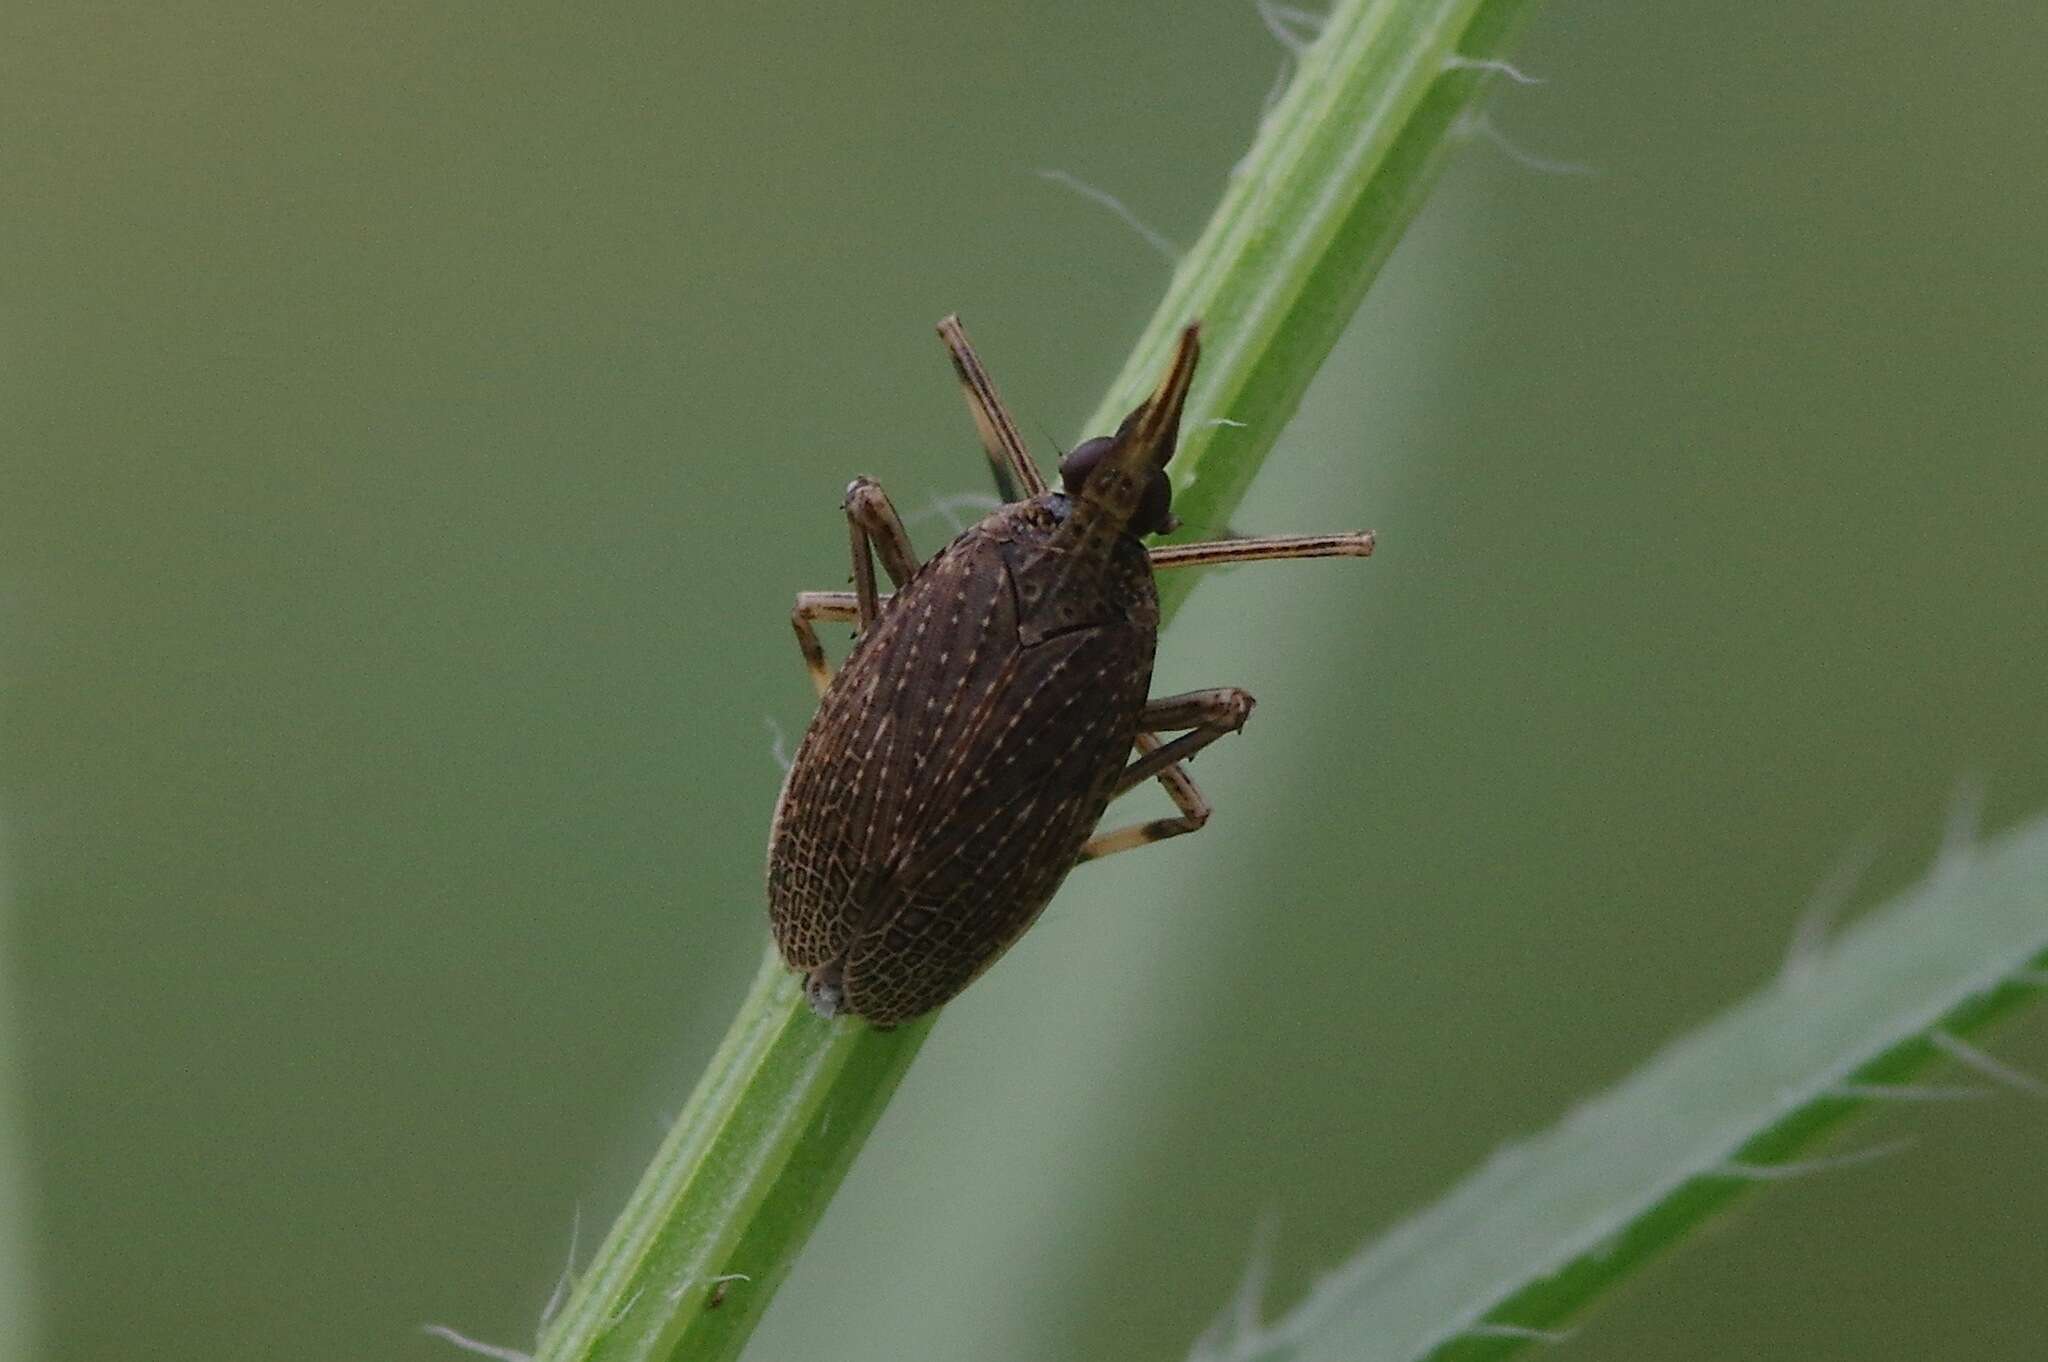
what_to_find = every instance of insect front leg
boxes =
[791,476,915,695]
[936,315,1049,502]
[1076,688,1255,864]
[843,476,919,629]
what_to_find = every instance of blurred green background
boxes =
[5,3,2046,1360]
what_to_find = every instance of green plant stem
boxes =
[536,953,931,1361]
[535,4,1542,1359]
[1085,0,1543,617]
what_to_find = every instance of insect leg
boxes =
[843,477,918,629]
[1073,734,1205,862]
[789,590,895,696]
[1147,531,1375,569]
[936,315,1049,501]
[791,591,856,697]
[1076,688,1255,864]
[1107,688,1255,796]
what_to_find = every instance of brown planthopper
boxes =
[766,316,1374,1025]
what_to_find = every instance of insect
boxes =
[766,316,1374,1024]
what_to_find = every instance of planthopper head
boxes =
[1058,323,1199,541]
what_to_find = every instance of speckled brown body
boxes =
[767,495,1157,1024]
[762,317,1374,1024]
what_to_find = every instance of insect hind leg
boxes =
[1077,688,1254,864]
[1077,739,1212,863]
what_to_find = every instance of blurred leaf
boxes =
[1190,812,2048,1362]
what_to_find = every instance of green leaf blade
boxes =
[1197,815,2048,1362]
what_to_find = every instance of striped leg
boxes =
[936,315,1049,503]
[1147,531,1375,570]
[1079,533,1373,858]
[843,476,918,628]
[789,592,857,697]
[789,474,915,698]
[1077,688,1255,863]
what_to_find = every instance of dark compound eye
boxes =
[1134,469,1176,536]
[1057,436,1115,495]
[1058,436,1176,537]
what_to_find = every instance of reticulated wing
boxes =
[767,517,1157,1023]
[839,608,1154,1022]
[768,525,1023,971]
